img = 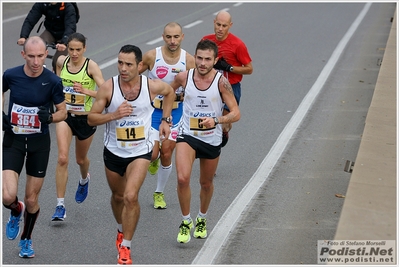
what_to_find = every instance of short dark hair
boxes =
[196,39,218,58]
[67,32,87,46]
[119,45,142,64]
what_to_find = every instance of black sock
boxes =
[21,208,40,240]
[3,197,21,216]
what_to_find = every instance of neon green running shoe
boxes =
[153,192,167,209]
[193,217,207,239]
[177,219,193,243]
[148,158,160,175]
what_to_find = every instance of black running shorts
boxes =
[176,134,221,159]
[103,147,152,177]
[3,132,51,178]
[65,113,96,140]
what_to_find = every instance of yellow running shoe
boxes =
[148,158,160,175]
[177,219,193,243]
[193,217,207,239]
[153,192,167,209]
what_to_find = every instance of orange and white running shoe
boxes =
[118,245,132,265]
[116,230,123,250]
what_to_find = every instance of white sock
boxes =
[57,198,65,207]
[182,214,192,223]
[80,173,90,185]
[197,211,207,219]
[155,164,172,192]
[121,239,131,248]
[117,224,123,233]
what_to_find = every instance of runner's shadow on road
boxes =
[48,220,69,227]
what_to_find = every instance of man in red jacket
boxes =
[202,10,253,147]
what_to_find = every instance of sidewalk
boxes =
[333,11,396,241]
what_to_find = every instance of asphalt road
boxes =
[2,2,396,266]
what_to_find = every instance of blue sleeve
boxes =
[52,78,65,106]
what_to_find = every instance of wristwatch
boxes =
[161,117,171,123]
[229,66,234,72]
[213,117,219,126]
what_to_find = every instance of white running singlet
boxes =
[104,75,154,158]
[148,46,187,110]
[179,69,224,146]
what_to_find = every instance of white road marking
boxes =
[3,14,28,23]
[213,8,229,16]
[184,20,203,29]
[146,37,163,46]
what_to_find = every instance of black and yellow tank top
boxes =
[60,56,96,112]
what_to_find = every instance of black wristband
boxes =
[47,114,53,124]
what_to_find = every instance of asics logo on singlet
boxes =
[16,107,36,114]
[64,87,76,93]
[193,111,212,118]
[119,120,140,127]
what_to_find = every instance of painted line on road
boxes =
[146,37,164,46]
[145,20,204,46]
[213,8,229,16]
[192,2,372,265]
[99,58,118,70]
[3,14,27,23]
[184,20,203,29]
